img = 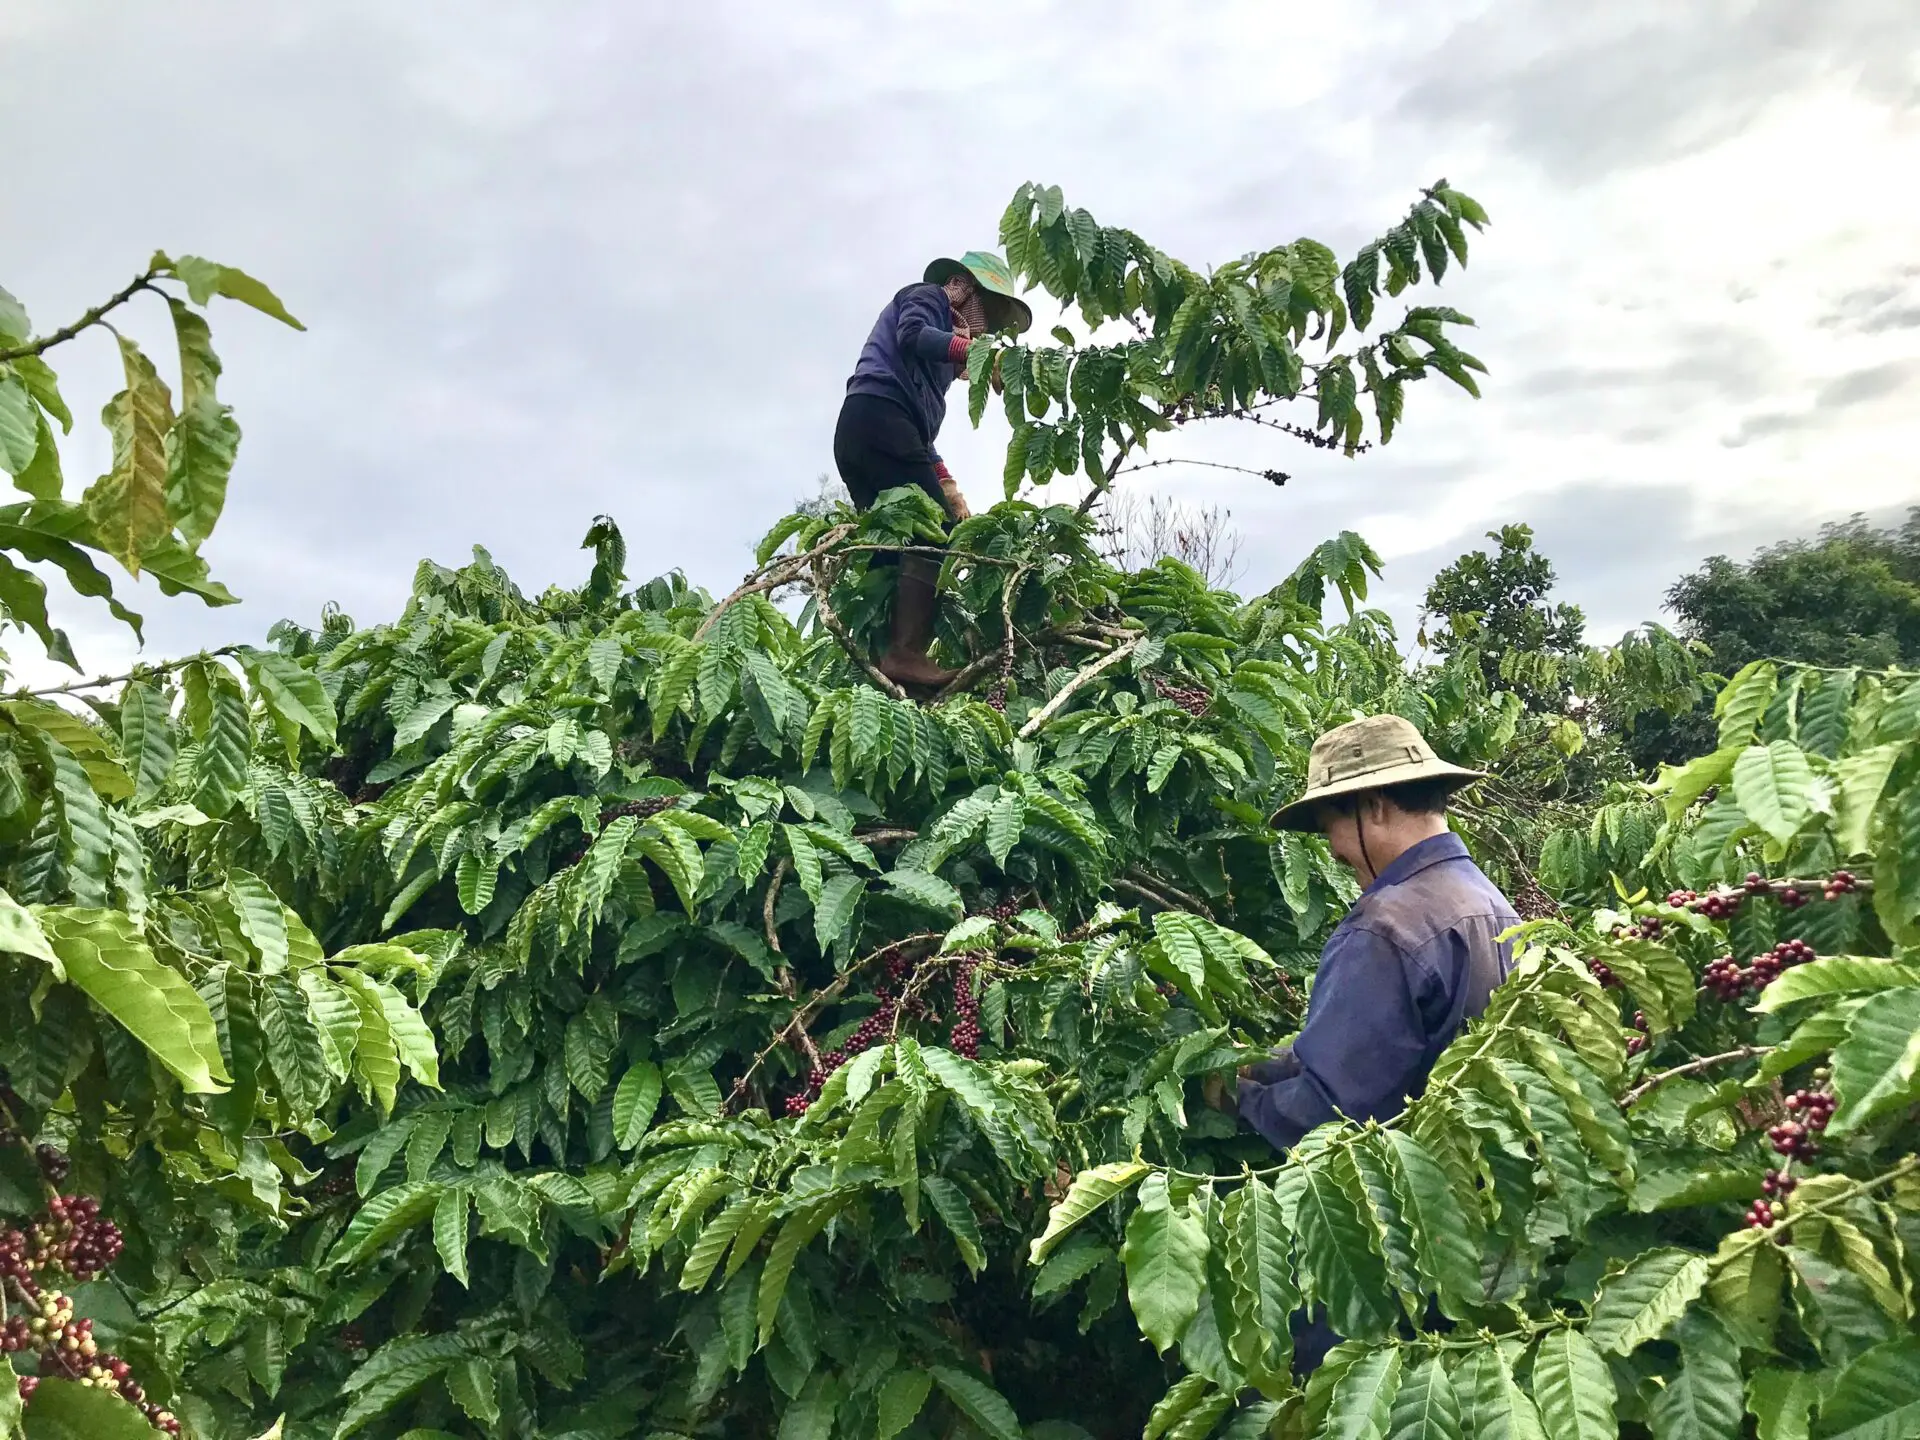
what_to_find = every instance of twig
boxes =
[853,828,918,846]
[808,559,909,702]
[0,269,162,363]
[1076,436,1137,516]
[1736,1153,1920,1247]
[1112,456,1290,486]
[1119,869,1216,921]
[932,649,1006,704]
[762,857,790,963]
[1017,637,1141,739]
[837,544,1022,569]
[1622,1046,1768,1108]
[8,644,246,700]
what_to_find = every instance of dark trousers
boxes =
[833,394,944,511]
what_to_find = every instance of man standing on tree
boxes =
[834,252,1031,688]
[1221,715,1518,1367]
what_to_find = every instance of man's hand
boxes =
[1202,1072,1237,1116]
[940,479,972,523]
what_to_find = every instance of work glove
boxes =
[933,462,971,523]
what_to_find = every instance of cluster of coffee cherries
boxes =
[1747,937,1818,989]
[1626,1011,1649,1058]
[1587,957,1619,989]
[783,948,943,1117]
[1704,936,1820,1001]
[949,953,984,1059]
[1150,675,1212,718]
[1669,869,1862,923]
[598,795,676,826]
[1766,1087,1835,1166]
[1,1181,175,1433]
[1748,1166,1803,1230]
[985,682,1008,714]
[1610,915,1665,942]
[5,1192,124,1281]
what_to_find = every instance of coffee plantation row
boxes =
[0,186,1915,1439]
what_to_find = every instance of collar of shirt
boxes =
[1361,830,1470,897]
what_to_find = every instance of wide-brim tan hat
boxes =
[1270,713,1485,832]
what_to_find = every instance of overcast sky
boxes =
[4,0,1917,683]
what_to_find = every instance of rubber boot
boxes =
[878,555,959,690]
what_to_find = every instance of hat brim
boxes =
[924,257,1034,335]
[1268,760,1486,832]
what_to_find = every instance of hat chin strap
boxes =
[1356,807,1378,885]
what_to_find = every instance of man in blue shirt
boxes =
[1225,714,1517,1372]
[1236,713,1518,1151]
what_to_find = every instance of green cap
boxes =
[925,250,1033,335]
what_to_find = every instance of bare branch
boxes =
[0,270,163,363]
[1116,870,1216,921]
[1017,637,1141,739]
[1622,1046,1768,1108]
[694,523,855,642]
[808,559,909,701]
[8,645,246,700]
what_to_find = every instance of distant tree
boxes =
[1094,489,1245,588]
[1666,510,1920,671]
[794,472,851,519]
[1416,524,1707,787]
[1420,523,1586,712]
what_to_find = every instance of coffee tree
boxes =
[0,184,1913,1440]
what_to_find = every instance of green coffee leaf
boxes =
[1755,956,1920,1012]
[1814,1336,1920,1439]
[1585,1248,1710,1355]
[1529,1328,1615,1440]
[1732,741,1817,847]
[876,1369,933,1440]
[927,1366,1023,1440]
[1386,1355,1461,1440]
[1121,1174,1208,1354]
[1829,988,1920,1133]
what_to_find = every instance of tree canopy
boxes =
[1667,511,1920,673]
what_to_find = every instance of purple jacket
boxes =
[1237,832,1517,1150]
[845,282,963,460]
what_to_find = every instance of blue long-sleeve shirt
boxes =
[845,282,963,460]
[1237,832,1518,1151]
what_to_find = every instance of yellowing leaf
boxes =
[84,336,174,572]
